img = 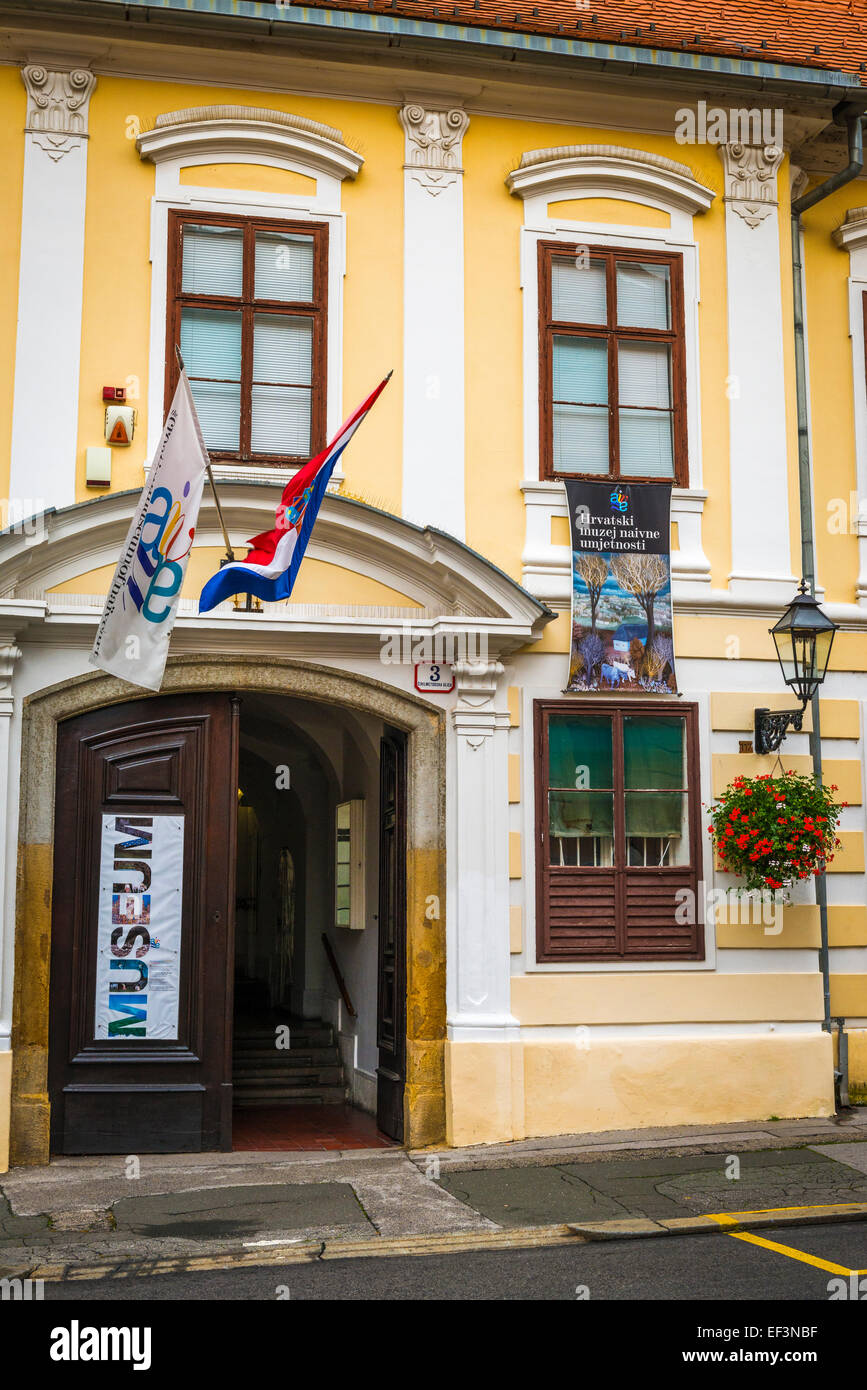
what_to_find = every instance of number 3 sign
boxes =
[414,662,455,693]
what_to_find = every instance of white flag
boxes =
[90,370,209,691]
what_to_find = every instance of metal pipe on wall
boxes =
[789,112,864,1076]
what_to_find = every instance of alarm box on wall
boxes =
[104,404,136,446]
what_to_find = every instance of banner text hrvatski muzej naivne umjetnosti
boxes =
[564,479,677,695]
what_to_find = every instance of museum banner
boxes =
[564,480,677,694]
[89,368,208,692]
[94,814,184,1041]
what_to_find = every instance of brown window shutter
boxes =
[539,867,618,960]
[623,869,699,957]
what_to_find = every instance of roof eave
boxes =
[0,0,862,104]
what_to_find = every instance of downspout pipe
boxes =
[790,112,864,1056]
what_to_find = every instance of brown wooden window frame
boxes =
[538,241,688,486]
[534,698,703,963]
[165,209,329,466]
[862,290,867,399]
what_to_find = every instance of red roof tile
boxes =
[293,0,867,80]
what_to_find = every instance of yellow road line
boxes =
[705,1208,866,1276]
[727,1231,859,1277]
[708,1204,862,1224]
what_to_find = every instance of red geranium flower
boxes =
[708,770,843,894]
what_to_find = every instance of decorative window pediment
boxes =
[834,206,867,252]
[507,145,715,217]
[137,105,364,183]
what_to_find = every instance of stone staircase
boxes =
[232,1016,347,1108]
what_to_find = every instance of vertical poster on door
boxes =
[564,480,677,694]
[94,814,184,1040]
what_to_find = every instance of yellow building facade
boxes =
[0,1,865,1168]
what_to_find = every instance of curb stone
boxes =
[567,1201,867,1240]
[5,1201,866,1283]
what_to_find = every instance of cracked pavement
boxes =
[435,1146,867,1226]
[2,1116,867,1275]
[0,1149,496,1272]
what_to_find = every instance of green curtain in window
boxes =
[547,714,686,839]
[625,792,685,838]
[548,715,612,789]
[624,717,683,787]
[624,717,684,836]
[549,790,614,837]
[548,716,614,838]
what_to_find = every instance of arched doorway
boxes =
[230,692,406,1148]
[11,657,446,1166]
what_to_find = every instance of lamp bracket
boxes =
[754,706,804,756]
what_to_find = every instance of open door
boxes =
[376,728,407,1141]
[49,692,239,1154]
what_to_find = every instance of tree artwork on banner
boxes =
[564,481,677,694]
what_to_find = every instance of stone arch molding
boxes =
[11,656,447,1166]
[0,487,552,653]
[137,105,364,196]
[506,144,716,227]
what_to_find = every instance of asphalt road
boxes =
[41,1219,867,1301]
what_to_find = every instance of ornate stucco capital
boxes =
[452,660,507,747]
[21,65,96,161]
[719,142,785,227]
[0,643,22,713]
[399,104,469,195]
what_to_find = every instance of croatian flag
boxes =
[199,374,391,613]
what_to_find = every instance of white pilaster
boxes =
[399,105,468,539]
[447,660,517,1035]
[9,66,96,514]
[720,142,798,601]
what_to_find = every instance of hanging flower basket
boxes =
[708,771,846,893]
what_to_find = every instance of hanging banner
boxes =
[564,480,677,694]
[90,369,209,692]
[94,814,184,1041]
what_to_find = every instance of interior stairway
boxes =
[233,1015,347,1108]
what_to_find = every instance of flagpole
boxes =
[174,344,235,564]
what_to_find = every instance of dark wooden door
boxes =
[49,693,239,1154]
[376,728,407,1141]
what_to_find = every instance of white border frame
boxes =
[514,189,712,602]
[145,151,348,481]
[845,270,867,606]
[516,672,718,975]
[519,204,704,491]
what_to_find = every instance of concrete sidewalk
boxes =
[3,1111,867,1280]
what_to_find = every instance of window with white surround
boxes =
[506,144,715,602]
[167,211,328,465]
[539,242,687,484]
[137,105,363,481]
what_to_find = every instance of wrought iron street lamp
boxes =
[754,582,838,754]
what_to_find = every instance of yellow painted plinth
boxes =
[845,1030,867,1104]
[0,1051,11,1173]
[445,1033,834,1147]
